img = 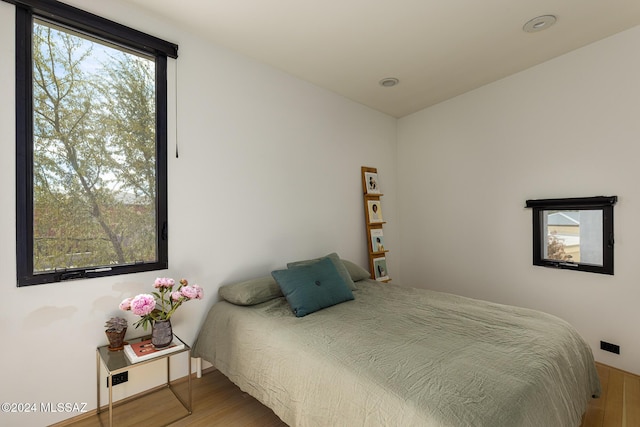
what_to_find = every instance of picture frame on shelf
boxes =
[367,200,383,223]
[373,257,389,281]
[370,228,385,253]
[364,171,380,194]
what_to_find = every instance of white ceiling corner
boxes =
[120,0,640,118]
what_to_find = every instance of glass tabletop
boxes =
[97,334,190,373]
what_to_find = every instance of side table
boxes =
[96,334,192,427]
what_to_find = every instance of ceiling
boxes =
[121,0,640,118]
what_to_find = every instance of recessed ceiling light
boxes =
[523,15,557,33]
[379,77,399,87]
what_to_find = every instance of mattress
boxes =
[192,279,600,426]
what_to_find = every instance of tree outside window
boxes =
[32,20,157,272]
[15,3,175,286]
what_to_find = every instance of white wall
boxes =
[0,1,397,425]
[397,25,640,375]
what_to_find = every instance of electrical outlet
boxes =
[108,371,128,387]
[600,341,620,355]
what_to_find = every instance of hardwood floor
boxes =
[56,363,637,427]
[581,363,640,427]
[53,368,285,427]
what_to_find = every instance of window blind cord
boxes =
[175,60,179,159]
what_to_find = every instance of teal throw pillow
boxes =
[287,252,357,290]
[272,257,354,317]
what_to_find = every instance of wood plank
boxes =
[603,367,625,426]
[624,373,640,427]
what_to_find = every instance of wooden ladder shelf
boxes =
[361,166,390,282]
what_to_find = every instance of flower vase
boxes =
[151,319,173,348]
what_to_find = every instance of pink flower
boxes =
[119,298,132,311]
[120,278,203,331]
[193,284,204,299]
[130,294,156,316]
[181,285,198,300]
[154,277,175,288]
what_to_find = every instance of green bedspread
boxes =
[193,279,601,426]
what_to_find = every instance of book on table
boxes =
[124,337,185,363]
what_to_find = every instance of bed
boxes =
[192,255,601,427]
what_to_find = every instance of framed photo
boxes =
[364,172,380,194]
[370,228,385,253]
[373,257,389,281]
[367,200,383,223]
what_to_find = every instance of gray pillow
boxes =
[219,276,283,306]
[287,252,357,290]
[341,259,371,282]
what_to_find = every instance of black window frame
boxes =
[11,0,178,286]
[525,196,617,275]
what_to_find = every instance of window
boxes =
[13,0,178,286]
[525,196,617,275]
